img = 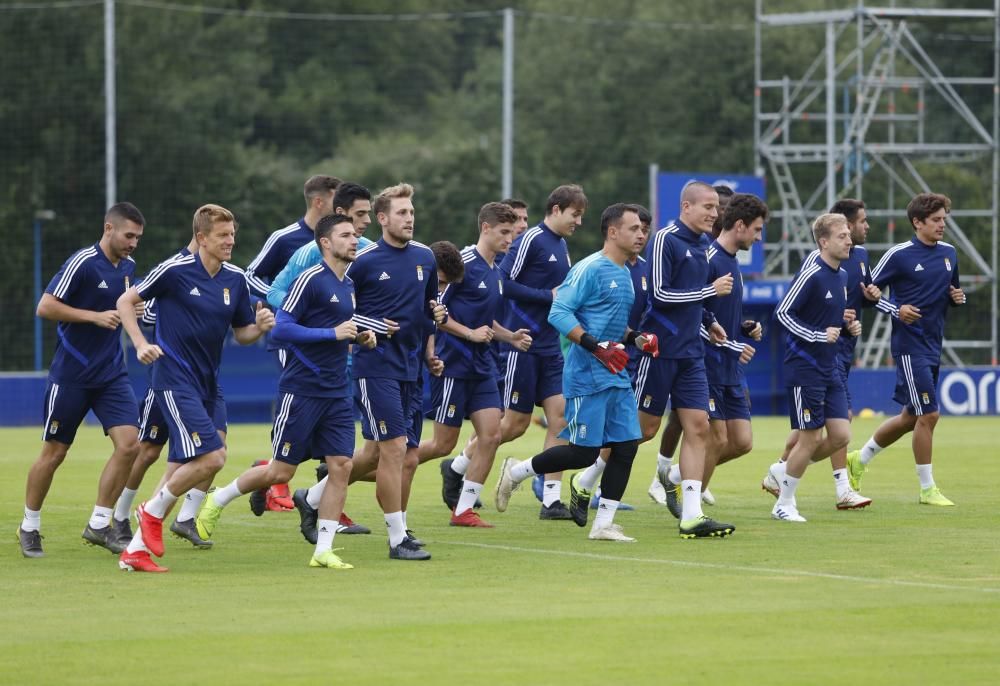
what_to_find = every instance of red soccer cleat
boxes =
[119,549,168,573]
[137,503,165,557]
[266,483,294,511]
[450,508,495,528]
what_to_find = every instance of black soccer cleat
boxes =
[111,517,133,550]
[389,538,431,561]
[248,488,267,517]
[678,515,736,539]
[404,529,425,547]
[17,527,44,558]
[664,483,683,520]
[568,473,590,528]
[315,462,328,482]
[539,500,574,521]
[440,458,463,510]
[170,518,213,548]
[292,488,318,544]
[82,523,125,554]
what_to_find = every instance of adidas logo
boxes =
[915,263,924,272]
[319,526,329,533]
[685,249,692,258]
[477,281,487,289]
[825,290,833,299]
[330,294,339,302]
[378,271,391,281]
[548,254,557,262]
[782,480,789,486]
[684,485,695,492]
[599,503,608,509]
[97,280,108,289]
[610,280,618,289]
[545,484,555,490]
[190,287,201,296]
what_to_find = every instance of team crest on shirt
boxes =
[223,288,231,305]
[708,398,716,412]
[351,293,356,308]
[579,424,588,438]
[150,425,159,440]
[416,265,424,281]
[191,432,202,447]
[803,409,812,423]
[642,394,652,409]
[447,404,456,418]
[498,279,503,294]
[379,420,387,434]
[944,258,952,272]
[922,392,930,405]
[49,421,59,435]
[124,275,130,289]
[281,441,291,457]
[511,391,520,404]
[641,276,647,291]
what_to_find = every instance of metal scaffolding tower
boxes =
[754,2,999,367]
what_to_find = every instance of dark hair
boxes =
[600,202,635,238]
[545,184,588,214]
[478,202,518,228]
[720,194,769,232]
[501,198,528,210]
[332,182,372,213]
[303,175,342,205]
[430,240,465,284]
[906,193,951,228]
[713,185,735,199]
[711,188,737,238]
[314,213,354,248]
[829,198,865,224]
[627,203,652,226]
[105,202,145,227]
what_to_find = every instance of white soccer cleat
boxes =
[761,466,781,498]
[836,489,873,510]
[701,488,716,506]
[588,523,636,542]
[771,502,807,523]
[494,457,519,513]
[647,476,667,505]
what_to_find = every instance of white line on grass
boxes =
[438,541,1000,595]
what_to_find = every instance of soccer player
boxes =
[18,203,145,558]
[495,203,657,542]
[762,198,887,509]
[635,181,735,538]
[769,213,861,523]
[501,198,530,239]
[194,214,376,568]
[349,183,440,561]
[847,193,965,506]
[418,203,532,527]
[115,204,275,572]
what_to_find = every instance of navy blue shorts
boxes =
[708,384,751,421]
[835,357,853,412]
[155,389,226,463]
[560,386,642,448]
[355,377,422,448]
[893,354,940,416]
[502,350,563,413]
[632,355,708,415]
[139,387,227,445]
[271,393,355,464]
[787,384,849,430]
[42,376,138,444]
[430,375,501,427]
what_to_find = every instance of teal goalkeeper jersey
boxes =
[548,252,634,397]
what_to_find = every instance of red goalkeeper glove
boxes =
[626,330,659,358]
[581,334,629,374]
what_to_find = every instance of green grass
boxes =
[2,416,999,685]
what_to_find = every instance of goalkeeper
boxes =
[493,204,656,542]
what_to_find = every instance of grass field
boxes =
[2,416,999,685]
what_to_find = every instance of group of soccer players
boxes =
[17,173,966,571]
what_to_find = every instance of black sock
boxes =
[531,444,600,475]
[598,440,639,501]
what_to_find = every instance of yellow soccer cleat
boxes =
[309,549,354,569]
[919,486,955,507]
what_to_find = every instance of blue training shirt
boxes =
[436,246,504,379]
[136,252,255,399]
[871,237,961,360]
[267,235,373,310]
[44,242,136,387]
[245,218,315,297]
[549,252,634,397]
[703,240,747,386]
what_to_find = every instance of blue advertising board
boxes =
[656,171,766,274]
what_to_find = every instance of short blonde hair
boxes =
[811,212,847,244]
[373,183,414,217]
[193,204,236,236]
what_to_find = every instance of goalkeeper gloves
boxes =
[625,330,659,358]
[580,333,629,374]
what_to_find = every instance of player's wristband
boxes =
[579,333,599,352]
[623,330,640,347]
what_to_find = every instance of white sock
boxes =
[770,460,787,479]
[542,480,561,507]
[656,452,672,472]
[401,511,408,530]
[860,438,883,465]
[578,458,606,491]
[307,477,327,509]
[832,469,850,499]
[314,518,337,555]
[88,505,113,530]
[455,480,483,515]
[510,459,537,483]
[21,507,41,533]
[125,527,148,554]
[114,488,137,522]
[667,463,681,486]
[145,486,178,519]
[916,464,935,489]
[778,474,800,506]
[592,497,619,530]
[680,480,703,521]
[451,452,470,475]
[385,511,405,547]
[176,488,206,522]
[212,480,244,508]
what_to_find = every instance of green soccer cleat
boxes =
[846,450,866,491]
[309,549,354,569]
[919,486,955,507]
[679,515,736,539]
[195,492,224,540]
[568,472,591,528]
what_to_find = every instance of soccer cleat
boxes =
[194,493,224,542]
[846,450,866,491]
[404,530,425,547]
[761,470,781,498]
[315,462,328,482]
[137,503,165,557]
[292,489,319,544]
[701,488,716,506]
[539,500,573,521]
[266,483,294,511]
[309,548,354,569]
[170,518,213,548]
[450,509,494,528]
[531,474,544,502]
[648,476,667,505]
[82,523,125,554]
[664,482,682,520]
[494,457,520,512]
[118,549,168,573]
[771,503,807,522]
[568,472,591,528]
[679,515,737,538]
[588,523,636,542]
[17,527,43,558]
[337,512,371,535]
[389,538,431,560]
[111,517,133,549]
[248,488,267,517]
[919,486,955,507]
[440,458,463,510]
[836,489,873,510]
